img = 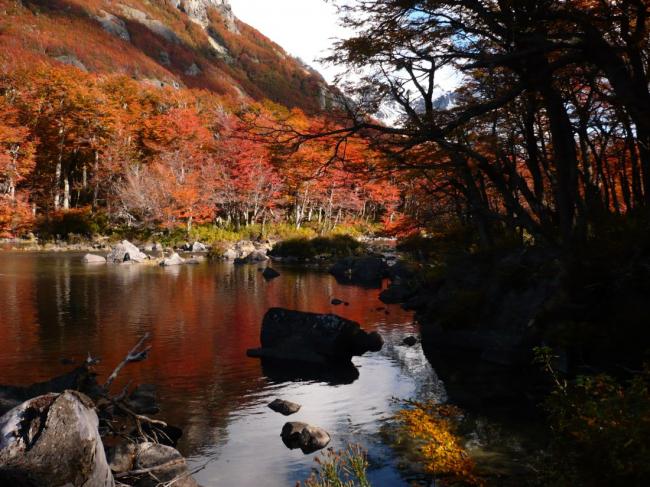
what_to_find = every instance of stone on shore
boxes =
[107,240,148,263]
[0,391,115,487]
[83,253,106,264]
[161,252,185,267]
[108,442,197,487]
[268,398,301,416]
[281,422,331,454]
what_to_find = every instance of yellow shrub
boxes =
[394,402,482,486]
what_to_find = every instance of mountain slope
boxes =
[0,0,335,112]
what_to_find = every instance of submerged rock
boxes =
[113,442,198,487]
[83,253,106,264]
[107,240,148,263]
[247,308,383,365]
[281,422,331,454]
[268,398,301,416]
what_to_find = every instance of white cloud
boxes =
[229,0,350,83]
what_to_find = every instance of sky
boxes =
[229,0,349,83]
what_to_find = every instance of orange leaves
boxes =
[394,401,482,486]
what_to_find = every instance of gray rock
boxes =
[185,62,202,76]
[281,422,331,454]
[268,398,301,416]
[0,391,115,486]
[161,252,185,267]
[95,10,130,41]
[246,249,269,262]
[192,241,207,252]
[83,253,106,264]
[178,0,239,33]
[54,54,88,72]
[114,442,198,487]
[222,248,238,260]
[247,308,384,365]
[107,240,148,263]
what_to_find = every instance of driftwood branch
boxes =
[104,333,152,391]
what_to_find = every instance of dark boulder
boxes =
[379,282,417,304]
[402,336,418,347]
[281,422,331,454]
[262,267,280,280]
[268,398,301,416]
[329,256,388,287]
[247,308,383,365]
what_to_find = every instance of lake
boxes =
[0,252,446,486]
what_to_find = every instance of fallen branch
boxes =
[104,333,152,392]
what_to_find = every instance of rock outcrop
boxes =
[95,10,130,42]
[174,0,239,32]
[247,308,384,365]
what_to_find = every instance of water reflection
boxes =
[0,252,444,486]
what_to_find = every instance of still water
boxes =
[0,252,445,486]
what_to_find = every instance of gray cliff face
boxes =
[172,0,238,33]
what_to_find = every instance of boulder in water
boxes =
[329,256,388,286]
[247,308,383,365]
[281,422,331,454]
[268,398,301,416]
[262,267,280,280]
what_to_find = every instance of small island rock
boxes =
[268,398,301,416]
[262,267,280,280]
[281,422,331,454]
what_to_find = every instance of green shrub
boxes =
[270,235,366,259]
[36,207,107,240]
[535,347,650,485]
[301,444,371,487]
